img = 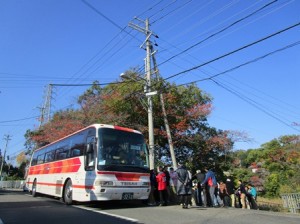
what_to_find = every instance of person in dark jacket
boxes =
[176,163,192,209]
[225,177,235,207]
[193,170,207,207]
[218,181,230,207]
[148,169,158,205]
[237,179,247,209]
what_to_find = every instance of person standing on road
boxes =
[237,179,247,209]
[247,184,258,210]
[148,169,157,206]
[169,167,178,204]
[156,166,168,206]
[176,163,192,209]
[225,177,236,207]
[193,169,207,207]
[218,181,230,207]
[163,166,170,204]
[201,168,218,207]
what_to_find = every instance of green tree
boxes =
[25,69,237,173]
[264,173,280,197]
[244,149,263,167]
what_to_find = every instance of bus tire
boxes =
[63,179,73,205]
[32,179,38,197]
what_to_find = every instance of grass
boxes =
[256,196,284,212]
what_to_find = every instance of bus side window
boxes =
[45,151,55,163]
[37,154,45,164]
[55,149,62,160]
[59,152,67,160]
[70,143,84,157]
[71,149,81,157]
[31,153,38,166]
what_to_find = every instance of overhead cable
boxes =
[177,40,300,86]
[211,79,300,133]
[164,21,300,81]
[0,116,39,124]
[159,0,278,67]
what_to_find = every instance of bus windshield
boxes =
[97,128,149,171]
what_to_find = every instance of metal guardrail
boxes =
[0,180,25,190]
[281,193,300,214]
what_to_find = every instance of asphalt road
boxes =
[0,189,299,224]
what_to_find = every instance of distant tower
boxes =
[39,84,53,127]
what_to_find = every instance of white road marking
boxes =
[74,205,140,223]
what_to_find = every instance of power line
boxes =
[57,0,142,99]
[211,79,300,133]
[164,21,300,81]
[218,75,300,121]
[147,0,179,20]
[177,40,300,86]
[81,0,124,31]
[0,116,39,124]
[151,0,193,24]
[51,81,125,87]
[159,0,278,67]
[136,0,165,18]
[150,0,293,79]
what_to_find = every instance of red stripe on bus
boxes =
[37,182,64,187]
[73,185,94,189]
[28,158,81,175]
[97,171,149,181]
[31,181,94,190]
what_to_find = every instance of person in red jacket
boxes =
[156,166,168,206]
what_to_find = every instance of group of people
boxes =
[149,164,258,210]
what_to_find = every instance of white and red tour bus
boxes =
[26,124,150,205]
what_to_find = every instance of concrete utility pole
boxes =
[0,135,11,179]
[129,18,156,170]
[150,47,178,170]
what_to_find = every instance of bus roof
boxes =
[34,124,143,152]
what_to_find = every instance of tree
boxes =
[16,152,27,166]
[25,69,237,172]
[232,135,300,197]
[29,109,85,146]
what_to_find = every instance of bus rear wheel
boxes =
[63,179,73,205]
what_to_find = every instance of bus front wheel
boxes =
[63,179,73,205]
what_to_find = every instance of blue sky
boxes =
[0,0,299,163]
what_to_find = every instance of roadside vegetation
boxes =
[1,69,299,207]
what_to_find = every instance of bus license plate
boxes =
[122,193,134,200]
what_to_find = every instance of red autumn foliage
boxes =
[186,103,212,119]
[31,112,85,145]
[249,175,263,187]
[207,134,232,151]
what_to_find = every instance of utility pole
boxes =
[43,84,53,124]
[150,46,178,170]
[38,84,53,128]
[0,135,11,179]
[129,18,157,170]
[39,84,53,128]
[37,106,45,129]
